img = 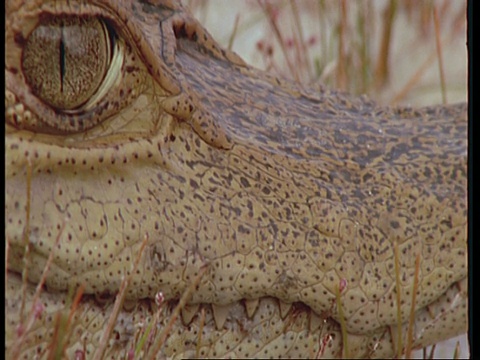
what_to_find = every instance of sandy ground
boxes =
[187,0,469,358]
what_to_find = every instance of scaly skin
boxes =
[5,0,467,358]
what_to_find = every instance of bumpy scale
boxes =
[5,0,467,358]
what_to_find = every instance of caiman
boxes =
[5,0,468,358]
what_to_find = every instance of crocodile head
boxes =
[5,0,467,358]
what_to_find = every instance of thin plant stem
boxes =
[5,237,9,295]
[335,281,349,358]
[374,0,397,90]
[258,0,300,83]
[433,5,447,104]
[336,0,347,90]
[47,284,85,360]
[390,27,457,105]
[20,159,32,323]
[93,234,149,360]
[11,221,66,360]
[146,265,208,358]
[290,0,312,80]
[405,253,421,358]
[453,340,461,359]
[134,298,164,357]
[393,241,403,358]
[227,14,240,51]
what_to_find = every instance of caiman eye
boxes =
[6,10,149,135]
[22,16,121,112]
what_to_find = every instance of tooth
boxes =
[211,304,230,330]
[181,304,200,325]
[122,299,136,311]
[279,300,293,319]
[309,312,324,332]
[244,298,259,319]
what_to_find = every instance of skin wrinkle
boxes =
[5,0,467,358]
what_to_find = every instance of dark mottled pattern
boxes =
[5,0,467,358]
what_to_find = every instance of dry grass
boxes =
[188,0,466,107]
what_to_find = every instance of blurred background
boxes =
[185,0,468,358]
[186,0,466,107]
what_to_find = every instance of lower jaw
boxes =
[5,272,400,359]
[6,270,460,359]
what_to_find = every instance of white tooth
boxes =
[181,304,200,325]
[309,312,324,332]
[244,298,259,319]
[279,300,293,319]
[211,304,230,330]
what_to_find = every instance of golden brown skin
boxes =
[5,0,467,358]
